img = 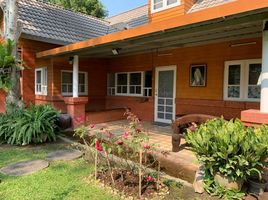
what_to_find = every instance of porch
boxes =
[92,119,198,183]
[34,3,268,127]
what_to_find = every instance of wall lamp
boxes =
[112,48,121,55]
[69,56,74,65]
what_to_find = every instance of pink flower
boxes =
[143,144,151,149]
[115,140,124,145]
[95,140,103,152]
[146,176,154,182]
[108,132,113,138]
[123,132,129,139]
[90,124,95,129]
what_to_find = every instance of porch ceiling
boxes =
[38,6,268,59]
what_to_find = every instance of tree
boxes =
[1,0,24,111]
[48,0,108,18]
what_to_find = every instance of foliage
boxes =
[186,118,268,181]
[186,118,268,199]
[203,175,245,200]
[0,104,59,145]
[48,0,108,18]
[74,110,160,198]
[0,39,16,91]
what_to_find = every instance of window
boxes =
[151,0,180,13]
[107,73,116,95]
[61,71,88,96]
[35,68,47,95]
[107,71,152,97]
[144,71,153,97]
[224,59,261,101]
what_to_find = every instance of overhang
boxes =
[36,0,268,59]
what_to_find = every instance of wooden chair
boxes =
[171,114,217,152]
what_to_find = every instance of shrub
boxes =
[186,118,268,181]
[0,104,59,145]
[186,118,268,199]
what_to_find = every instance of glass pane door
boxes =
[155,67,176,123]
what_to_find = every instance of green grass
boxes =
[0,145,119,200]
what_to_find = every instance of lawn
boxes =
[0,144,219,200]
[0,144,119,200]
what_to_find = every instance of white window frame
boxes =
[61,70,88,96]
[115,71,144,97]
[224,59,261,102]
[151,0,181,14]
[35,67,47,96]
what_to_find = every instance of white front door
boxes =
[154,66,177,123]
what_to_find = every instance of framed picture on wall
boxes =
[190,64,207,87]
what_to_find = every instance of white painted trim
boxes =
[61,70,88,96]
[35,67,47,96]
[115,71,144,97]
[224,59,261,102]
[261,22,268,112]
[73,55,79,98]
[151,0,181,14]
[154,65,177,124]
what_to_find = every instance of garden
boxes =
[0,38,267,199]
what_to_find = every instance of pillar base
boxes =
[64,97,88,128]
[241,109,268,126]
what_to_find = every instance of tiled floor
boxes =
[94,120,188,151]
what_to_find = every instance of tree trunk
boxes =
[4,0,24,111]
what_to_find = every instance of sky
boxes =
[100,0,148,17]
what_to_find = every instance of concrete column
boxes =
[261,21,268,113]
[73,55,79,98]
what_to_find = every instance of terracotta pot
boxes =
[248,178,267,195]
[214,173,244,190]
[263,167,268,192]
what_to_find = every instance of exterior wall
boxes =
[106,37,261,121]
[20,39,60,106]
[36,57,108,113]
[149,0,195,23]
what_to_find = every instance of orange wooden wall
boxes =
[106,37,261,120]
[35,56,108,113]
[149,0,195,23]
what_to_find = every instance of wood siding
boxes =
[105,37,261,121]
[149,0,195,23]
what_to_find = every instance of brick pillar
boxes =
[64,97,88,128]
[241,109,268,126]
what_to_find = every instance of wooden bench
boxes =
[171,114,217,152]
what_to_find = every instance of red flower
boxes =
[143,144,151,149]
[146,176,154,182]
[108,132,113,138]
[123,132,129,139]
[90,124,95,129]
[115,140,123,145]
[75,116,85,123]
[95,140,103,152]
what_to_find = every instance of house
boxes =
[0,0,268,127]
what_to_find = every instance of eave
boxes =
[36,0,268,59]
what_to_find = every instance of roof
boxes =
[37,0,268,58]
[107,5,148,28]
[3,0,111,45]
[188,0,236,13]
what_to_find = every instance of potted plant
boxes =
[247,126,268,195]
[186,118,268,196]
